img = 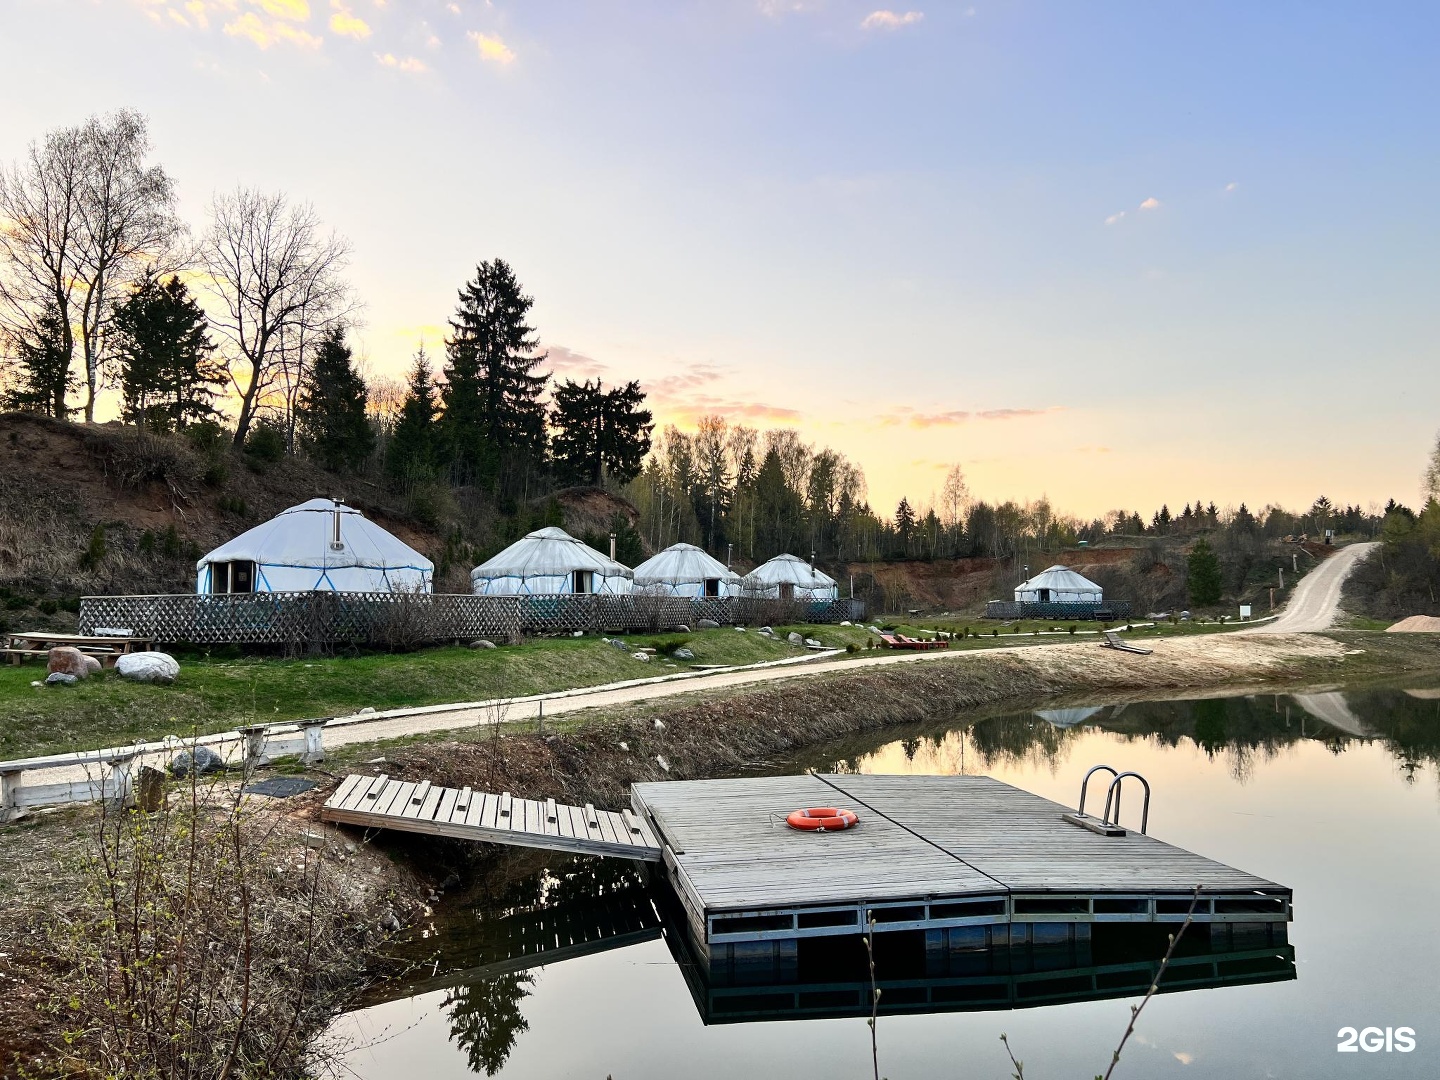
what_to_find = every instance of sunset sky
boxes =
[3,1,1437,519]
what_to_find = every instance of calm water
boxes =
[331,682,1440,1078]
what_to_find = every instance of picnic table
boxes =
[3,631,155,667]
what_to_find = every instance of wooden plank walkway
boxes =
[320,774,663,861]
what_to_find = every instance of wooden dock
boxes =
[321,774,663,861]
[631,773,1291,956]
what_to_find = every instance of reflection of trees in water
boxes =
[445,973,534,1077]
[844,686,1440,796]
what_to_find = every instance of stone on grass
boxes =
[468,639,497,649]
[81,654,102,675]
[840,620,853,626]
[170,745,225,778]
[673,647,695,660]
[136,766,167,812]
[804,637,822,648]
[697,618,720,630]
[631,652,651,662]
[608,638,629,651]
[787,631,804,645]
[45,672,78,687]
[116,651,180,685]
[47,646,92,679]
[758,625,774,636]
[670,624,691,633]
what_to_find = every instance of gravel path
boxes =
[1244,541,1377,634]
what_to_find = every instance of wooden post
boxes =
[300,719,328,765]
[239,726,268,769]
[108,753,136,808]
[0,769,20,819]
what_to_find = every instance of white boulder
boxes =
[116,651,180,685]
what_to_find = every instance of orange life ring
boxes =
[786,807,859,832]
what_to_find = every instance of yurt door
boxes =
[1039,588,1051,602]
[572,569,593,594]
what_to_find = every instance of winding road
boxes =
[1245,541,1377,634]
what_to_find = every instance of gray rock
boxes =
[116,651,180,685]
[631,652,651,662]
[787,632,804,645]
[81,654,102,675]
[670,624,691,633]
[608,638,629,651]
[468,639,498,649]
[170,745,226,778]
[697,618,720,630]
[45,671,78,687]
[758,625,774,636]
[804,638,822,648]
[673,647,695,660]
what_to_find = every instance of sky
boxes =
[2,0,1438,520]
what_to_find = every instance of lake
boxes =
[330,681,1440,1078]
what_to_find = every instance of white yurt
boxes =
[196,499,433,594]
[470,526,634,595]
[631,543,742,598]
[1014,565,1103,603]
[741,553,839,601]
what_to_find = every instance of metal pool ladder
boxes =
[1061,764,1151,837]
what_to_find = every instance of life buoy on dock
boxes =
[786,807,859,832]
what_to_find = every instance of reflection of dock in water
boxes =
[1291,692,1373,737]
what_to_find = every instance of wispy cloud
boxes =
[224,11,323,49]
[255,0,310,19]
[1105,210,1126,225]
[468,30,515,64]
[374,52,427,72]
[645,363,803,425]
[878,405,1061,428]
[1224,181,1239,193]
[1139,196,1160,210]
[861,9,924,30]
[545,345,611,382]
[329,1,370,39]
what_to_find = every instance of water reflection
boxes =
[336,681,1440,1079]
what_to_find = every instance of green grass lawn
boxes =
[0,625,869,760]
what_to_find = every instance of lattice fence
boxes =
[983,600,1133,621]
[79,592,867,647]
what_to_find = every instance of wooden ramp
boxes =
[321,774,663,861]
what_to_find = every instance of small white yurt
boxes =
[632,543,742,598]
[1014,565,1102,603]
[470,526,633,595]
[196,499,433,594]
[742,553,839,601]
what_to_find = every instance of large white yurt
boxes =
[741,553,839,601]
[196,499,433,594]
[1014,565,1102,603]
[470,526,634,595]
[631,543,742,598]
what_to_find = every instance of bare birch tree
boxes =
[0,110,181,421]
[941,462,970,553]
[198,188,353,447]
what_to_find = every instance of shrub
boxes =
[38,598,58,615]
[992,627,998,637]
[846,642,857,654]
[162,524,182,559]
[59,596,81,613]
[79,524,107,570]
[1068,624,1077,635]
[138,529,155,556]
[651,635,692,656]
[3,595,27,610]
[243,422,286,463]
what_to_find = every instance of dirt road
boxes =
[1246,541,1377,634]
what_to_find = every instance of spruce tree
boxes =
[442,259,549,491]
[297,326,374,472]
[550,378,653,485]
[388,346,439,486]
[1,303,72,416]
[112,274,220,430]
[1187,537,1224,606]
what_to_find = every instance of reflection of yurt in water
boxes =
[196,499,433,594]
[1034,706,1105,729]
[470,527,634,595]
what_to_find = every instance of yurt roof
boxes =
[1017,564,1101,593]
[473,526,633,579]
[744,553,837,588]
[197,499,432,573]
[632,543,739,586]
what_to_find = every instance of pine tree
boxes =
[895,497,917,555]
[1187,537,1224,606]
[297,326,374,472]
[112,274,220,430]
[1,303,72,416]
[442,260,549,491]
[388,346,440,486]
